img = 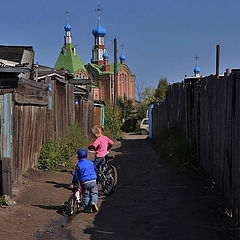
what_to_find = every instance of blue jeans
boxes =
[81,181,98,210]
[94,157,105,170]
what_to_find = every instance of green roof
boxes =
[54,43,87,75]
[91,84,99,88]
[87,63,122,75]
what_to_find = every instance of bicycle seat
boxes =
[105,154,113,160]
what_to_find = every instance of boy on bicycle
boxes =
[70,149,98,213]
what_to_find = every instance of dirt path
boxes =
[0,133,237,239]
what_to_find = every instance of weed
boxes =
[155,128,194,172]
[38,123,88,170]
[38,139,59,170]
[21,180,31,185]
[0,196,6,205]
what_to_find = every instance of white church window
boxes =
[99,49,103,60]
[93,49,98,60]
[99,37,104,45]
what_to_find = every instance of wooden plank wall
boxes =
[151,72,240,224]
[45,80,75,141]
[13,105,46,182]
[67,84,75,125]
[0,77,94,185]
[94,105,101,126]
[75,98,94,136]
[55,81,67,139]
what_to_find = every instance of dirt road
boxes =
[0,133,237,239]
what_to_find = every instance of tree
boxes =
[134,78,169,121]
[104,103,122,140]
[154,78,169,102]
[117,96,133,121]
[134,101,148,120]
[135,82,144,102]
[142,86,156,105]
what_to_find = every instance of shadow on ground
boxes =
[82,135,238,240]
[45,180,70,189]
[33,204,65,215]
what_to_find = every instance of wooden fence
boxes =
[75,97,94,136]
[0,76,95,186]
[151,71,240,224]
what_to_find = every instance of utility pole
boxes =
[216,44,220,79]
[113,38,117,113]
[123,93,126,122]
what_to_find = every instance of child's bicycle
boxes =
[98,153,118,196]
[66,185,82,216]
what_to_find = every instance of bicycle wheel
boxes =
[102,165,118,196]
[67,195,76,216]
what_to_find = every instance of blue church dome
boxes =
[103,51,109,59]
[92,22,107,36]
[119,53,126,61]
[194,65,200,74]
[64,23,71,31]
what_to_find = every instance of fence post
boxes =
[0,158,12,197]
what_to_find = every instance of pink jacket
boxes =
[89,136,114,157]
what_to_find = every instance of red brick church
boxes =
[54,17,135,104]
[86,19,135,103]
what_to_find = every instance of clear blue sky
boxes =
[1,0,240,88]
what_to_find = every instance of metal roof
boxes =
[0,46,34,63]
[0,66,31,73]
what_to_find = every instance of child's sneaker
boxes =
[84,208,92,213]
[91,202,98,212]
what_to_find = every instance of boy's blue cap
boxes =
[77,149,87,159]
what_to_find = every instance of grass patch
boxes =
[154,128,194,172]
[0,196,6,205]
[38,123,88,170]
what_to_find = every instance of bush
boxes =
[155,128,194,172]
[38,123,88,170]
[57,124,88,167]
[38,139,59,170]
[121,118,138,132]
[104,104,122,140]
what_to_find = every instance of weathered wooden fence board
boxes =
[0,74,94,191]
[1,157,12,197]
[152,71,240,224]
[13,105,47,182]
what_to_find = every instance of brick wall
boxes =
[87,64,135,103]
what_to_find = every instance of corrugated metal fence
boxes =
[151,72,240,224]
